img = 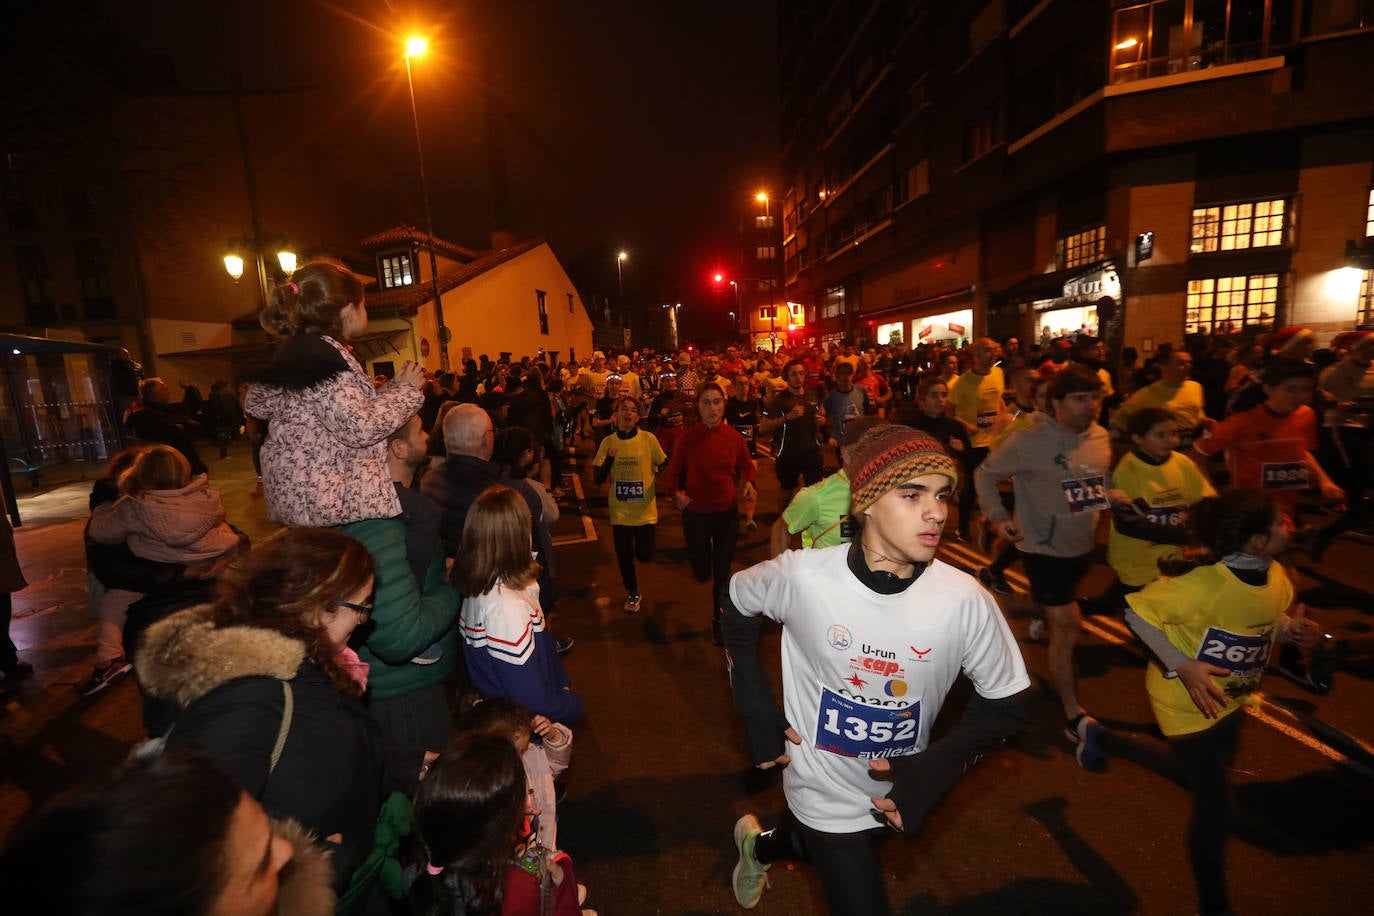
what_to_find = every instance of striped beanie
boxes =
[848,425,960,516]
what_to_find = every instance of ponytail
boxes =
[258,259,363,340]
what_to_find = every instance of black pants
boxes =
[682,508,738,613]
[754,809,891,916]
[612,524,656,593]
[958,446,990,535]
[1169,711,1244,915]
[775,449,825,495]
[0,593,17,672]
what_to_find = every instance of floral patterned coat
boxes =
[245,335,423,527]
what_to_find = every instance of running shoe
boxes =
[731,813,771,909]
[79,657,133,697]
[623,593,642,615]
[1072,716,1108,772]
[977,566,1013,596]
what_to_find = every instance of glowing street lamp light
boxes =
[404,33,450,371]
[276,250,297,274]
[223,254,245,281]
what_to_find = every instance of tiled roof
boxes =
[366,238,548,312]
[359,225,481,262]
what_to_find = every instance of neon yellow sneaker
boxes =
[731,813,771,908]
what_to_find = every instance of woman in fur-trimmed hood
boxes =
[244,259,425,528]
[136,527,413,900]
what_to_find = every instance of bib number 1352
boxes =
[815,686,921,760]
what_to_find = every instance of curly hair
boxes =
[1157,489,1277,576]
[211,527,376,699]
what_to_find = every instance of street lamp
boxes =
[223,236,296,310]
[616,250,628,319]
[404,34,451,371]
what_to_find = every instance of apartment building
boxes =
[778,0,1374,355]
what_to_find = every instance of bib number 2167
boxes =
[814,686,921,760]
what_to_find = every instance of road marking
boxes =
[551,472,598,546]
[939,539,1374,780]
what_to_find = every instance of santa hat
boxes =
[1269,326,1314,354]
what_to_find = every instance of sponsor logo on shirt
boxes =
[836,685,909,708]
[827,624,853,650]
[908,646,935,663]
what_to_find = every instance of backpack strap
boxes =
[268,680,294,776]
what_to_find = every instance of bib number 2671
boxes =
[814,686,920,760]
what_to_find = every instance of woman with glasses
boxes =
[137,527,416,898]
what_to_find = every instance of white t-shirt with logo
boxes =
[729,545,1029,834]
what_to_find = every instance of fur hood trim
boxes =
[251,333,354,391]
[136,605,305,707]
[271,817,338,916]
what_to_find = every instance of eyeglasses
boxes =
[336,599,373,621]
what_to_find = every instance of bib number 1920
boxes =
[814,686,921,760]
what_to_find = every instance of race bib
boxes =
[814,686,921,760]
[1062,476,1109,513]
[1197,626,1272,698]
[1261,461,1309,490]
[614,480,646,501]
[976,410,997,429]
[1143,504,1188,529]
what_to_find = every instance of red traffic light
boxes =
[713,273,724,284]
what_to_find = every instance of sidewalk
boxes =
[2,441,275,751]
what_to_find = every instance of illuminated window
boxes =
[1191,199,1288,253]
[823,286,846,319]
[756,246,777,260]
[755,215,774,229]
[1061,226,1106,269]
[1359,270,1374,327]
[1111,0,1296,85]
[379,253,413,288]
[1366,188,1374,237]
[1185,274,1279,334]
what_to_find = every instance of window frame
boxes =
[1190,197,1290,253]
[1060,224,1107,269]
[1185,272,1280,335]
[536,289,549,335]
[1358,269,1374,328]
[377,251,415,289]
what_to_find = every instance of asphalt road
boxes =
[3,438,1373,915]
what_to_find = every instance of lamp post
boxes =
[615,250,628,327]
[404,35,451,371]
[224,234,295,311]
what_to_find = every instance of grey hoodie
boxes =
[975,415,1112,558]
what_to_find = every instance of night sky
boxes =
[99,0,780,301]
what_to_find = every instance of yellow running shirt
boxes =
[1108,451,1215,587]
[594,429,667,527]
[948,366,1005,448]
[1126,563,1293,737]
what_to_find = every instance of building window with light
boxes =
[1111,0,1296,85]
[1359,270,1374,327]
[822,286,846,319]
[1191,198,1288,253]
[1185,273,1280,334]
[378,252,414,289]
[536,289,549,335]
[1366,188,1374,237]
[756,246,777,260]
[1060,225,1106,269]
[754,215,774,229]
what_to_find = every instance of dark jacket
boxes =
[418,454,502,557]
[506,387,555,445]
[139,607,392,894]
[126,402,208,475]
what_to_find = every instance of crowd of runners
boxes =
[1,256,1371,916]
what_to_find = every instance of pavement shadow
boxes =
[1234,766,1374,854]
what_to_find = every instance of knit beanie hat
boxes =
[848,425,960,516]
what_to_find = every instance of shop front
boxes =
[2,335,123,523]
[992,261,1120,347]
[861,287,976,351]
